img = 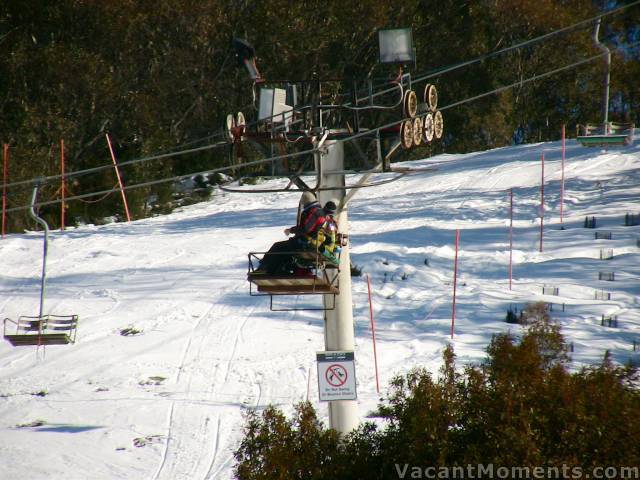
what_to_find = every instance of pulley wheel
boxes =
[434,110,444,140]
[424,84,438,112]
[400,120,414,149]
[403,89,418,118]
[423,112,434,143]
[236,111,246,140]
[236,111,246,127]
[225,113,236,142]
[412,117,423,147]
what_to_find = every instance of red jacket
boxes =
[290,202,325,237]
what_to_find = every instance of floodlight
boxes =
[378,28,415,65]
[259,88,292,125]
[232,37,262,81]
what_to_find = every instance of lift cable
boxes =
[350,1,640,106]
[5,1,637,193]
[344,41,639,145]
[158,0,640,147]
[7,40,637,212]
[4,145,321,213]
[7,38,635,213]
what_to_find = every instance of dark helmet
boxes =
[323,201,337,214]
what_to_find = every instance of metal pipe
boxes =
[592,18,611,129]
[28,184,49,318]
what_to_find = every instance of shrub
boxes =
[234,315,640,478]
[350,263,363,277]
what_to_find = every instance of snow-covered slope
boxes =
[1,140,639,479]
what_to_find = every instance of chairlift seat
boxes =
[295,250,339,269]
[247,250,340,297]
[3,315,79,346]
[577,122,634,147]
[247,272,339,295]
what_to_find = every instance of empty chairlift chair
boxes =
[577,19,635,148]
[3,315,79,346]
[2,184,79,347]
[577,122,635,147]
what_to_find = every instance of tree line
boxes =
[234,304,640,479]
[1,0,638,231]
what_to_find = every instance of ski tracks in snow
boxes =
[153,285,254,480]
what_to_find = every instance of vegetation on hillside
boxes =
[234,304,640,479]
[1,1,638,230]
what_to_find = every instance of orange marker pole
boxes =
[2,144,8,238]
[540,153,545,252]
[451,229,460,339]
[366,274,380,394]
[60,139,66,230]
[106,134,131,222]
[560,125,566,226]
[509,189,513,290]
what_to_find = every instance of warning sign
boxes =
[325,364,348,387]
[317,351,357,402]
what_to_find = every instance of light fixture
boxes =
[378,28,415,66]
[259,88,292,126]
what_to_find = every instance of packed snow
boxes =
[1,139,639,479]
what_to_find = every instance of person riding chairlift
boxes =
[305,200,339,265]
[256,192,331,275]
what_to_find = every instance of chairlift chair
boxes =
[577,19,635,148]
[3,185,79,347]
[577,122,635,147]
[247,250,340,295]
[247,248,340,311]
[4,315,79,346]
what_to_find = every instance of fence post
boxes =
[2,143,7,238]
[105,134,132,222]
[451,229,460,339]
[366,274,380,394]
[539,152,544,252]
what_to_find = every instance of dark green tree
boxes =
[234,304,640,478]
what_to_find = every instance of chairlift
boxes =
[577,122,635,147]
[577,18,635,148]
[3,184,79,347]
[247,251,340,311]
